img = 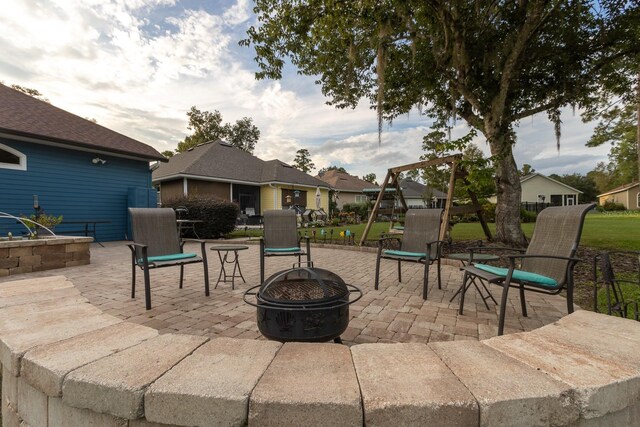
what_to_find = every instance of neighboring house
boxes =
[488,173,582,206]
[0,84,164,241]
[398,179,447,208]
[597,181,640,210]
[152,140,330,214]
[316,170,378,209]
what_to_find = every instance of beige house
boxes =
[316,170,378,209]
[152,140,330,215]
[488,173,581,205]
[598,181,640,210]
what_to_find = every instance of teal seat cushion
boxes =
[474,264,558,287]
[142,253,197,263]
[384,250,427,258]
[264,247,301,253]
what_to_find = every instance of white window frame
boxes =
[0,143,27,171]
[355,195,367,203]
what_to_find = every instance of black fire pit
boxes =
[243,266,362,343]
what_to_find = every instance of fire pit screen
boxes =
[243,265,362,343]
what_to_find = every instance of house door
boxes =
[550,195,563,206]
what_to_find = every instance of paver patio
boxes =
[0,240,572,345]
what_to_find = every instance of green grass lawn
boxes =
[230,211,639,251]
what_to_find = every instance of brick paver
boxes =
[0,241,571,345]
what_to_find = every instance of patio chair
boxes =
[593,250,639,320]
[374,209,445,300]
[128,208,209,310]
[259,210,310,284]
[459,203,596,335]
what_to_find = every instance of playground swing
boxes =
[359,154,492,246]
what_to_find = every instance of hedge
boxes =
[163,195,239,238]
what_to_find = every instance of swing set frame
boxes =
[359,154,492,246]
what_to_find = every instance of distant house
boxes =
[152,140,330,215]
[488,173,582,206]
[0,84,164,241]
[316,170,378,209]
[399,179,447,208]
[597,181,640,210]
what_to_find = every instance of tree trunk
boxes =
[487,129,528,247]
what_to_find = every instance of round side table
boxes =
[210,245,249,289]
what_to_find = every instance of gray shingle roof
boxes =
[153,140,330,188]
[316,170,379,192]
[400,179,447,199]
[0,83,164,161]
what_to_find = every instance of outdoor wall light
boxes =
[92,157,107,165]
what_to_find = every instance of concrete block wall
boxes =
[1,275,639,426]
[0,237,92,277]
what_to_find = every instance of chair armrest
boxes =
[127,243,148,266]
[377,236,402,246]
[467,246,526,254]
[180,239,207,258]
[426,240,448,258]
[506,254,582,263]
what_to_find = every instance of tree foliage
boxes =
[549,173,599,202]
[362,173,377,184]
[11,84,49,102]
[243,0,639,245]
[519,164,536,177]
[292,148,315,173]
[177,106,260,153]
[318,165,347,176]
[161,150,174,158]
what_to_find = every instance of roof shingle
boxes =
[0,83,164,161]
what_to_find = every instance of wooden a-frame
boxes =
[359,154,492,245]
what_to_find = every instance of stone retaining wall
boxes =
[1,275,639,426]
[0,237,92,277]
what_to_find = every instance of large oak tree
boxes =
[243,0,638,245]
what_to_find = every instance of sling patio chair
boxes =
[374,209,446,300]
[459,203,596,335]
[259,210,311,284]
[128,208,209,310]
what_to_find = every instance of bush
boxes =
[164,195,239,238]
[520,208,537,223]
[601,200,626,211]
[481,202,496,222]
[341,202,369,220]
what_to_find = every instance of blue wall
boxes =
[0,137,154,241]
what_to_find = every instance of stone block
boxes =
[3,367,18,410]
[351,343,478,426]
[0,258,19,269]
[574,401,640,426]
[0,276,73,298]
[17,377,47,427]
[129,418,179,427]
[23,322,158,397]
[17,256,41,267]
[0,302,102,336]
[429,340,580,426]
[9,247,32,258]
[0,269,9,277]
[41,253,72,263]
[0,248,8,258]
[0,313,120,376]
[65,260,90,267]
[33,245,62,255]
[9,266,33,275]
[146,338,281,427]
[249,342,362,426]
[48,396,128,427]
[64,243,88,253]
[72,251,90,261]
[0,287,83,310]
[33,262,66,272]
[63,333,208,419]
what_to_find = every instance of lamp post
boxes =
[33,195,40,238]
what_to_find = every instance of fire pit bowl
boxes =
[243,265,362,343]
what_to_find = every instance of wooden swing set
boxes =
[359,154,492,245]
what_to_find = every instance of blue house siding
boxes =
[0,138,154,241]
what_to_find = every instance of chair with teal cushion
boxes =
[128,208,209,310]
[374,209,445,300]
[260,210,311,283]
[460,203,596,335]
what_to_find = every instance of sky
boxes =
[0,0,611,181]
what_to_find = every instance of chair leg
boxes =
[179,265,184,289]
[436,257,442,289]
[374,255,381,290]
[422,261,429,300]
[131,262,136,299]
[397,260,402,282]
[497,282,510,336]
[203,261,210,298]
[519,284,528,317]
[260,254,265,284]
[459,271,470,315]
[143,267,152,310]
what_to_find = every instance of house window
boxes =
[0,143,26,171]
[355,195,367,203]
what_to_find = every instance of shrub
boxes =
[481,202,496,222]
[164,195,239,238]
[601,200,626,211]
[520,208,537,223]
[341,202,369,220]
